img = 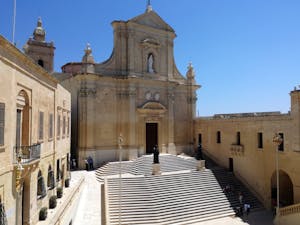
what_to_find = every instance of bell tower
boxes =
[23,18,55,73]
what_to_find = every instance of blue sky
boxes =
[1,0,299,116]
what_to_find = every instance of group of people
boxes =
[84,156,94,171]
[223,184,232,193]
[236,191,251,217]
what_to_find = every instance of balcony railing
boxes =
[14,144,41,164]
[230,144,244,156]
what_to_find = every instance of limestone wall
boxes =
[0,35,71,225]
[194,106,300,209]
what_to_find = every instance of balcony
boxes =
[14,144,41,164]
[230,144,244,156]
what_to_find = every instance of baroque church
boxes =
[1,1,299,224]
[48,4,200,168]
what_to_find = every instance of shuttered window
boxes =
[39,111,44,140]
[67,117,70,136]
[0,103,5,146]
[57,115,61,138]
[49,114,53,139]
[63,116,66,136]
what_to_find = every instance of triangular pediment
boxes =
[129,11,174,32]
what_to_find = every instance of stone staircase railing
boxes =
[279,203,300,216]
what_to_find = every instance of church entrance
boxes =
[146,123,158,154]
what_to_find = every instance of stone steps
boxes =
[106,170,235,225]
[98,154,264,224]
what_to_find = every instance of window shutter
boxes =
[39,112,44,140]
[0,103,5,146]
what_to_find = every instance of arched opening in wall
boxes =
[38,59,44,68]
[0,195,8,225]
[271,170,294,208]
[147,53,155,73]
[37,170,46,199]
[47,165,55,190]
[16,90,30,147]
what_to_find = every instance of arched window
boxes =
[38,59,44,68]
[47,165,55,190]
[37,170,46,198]
[0,195,8,225]
[147,53,154,73]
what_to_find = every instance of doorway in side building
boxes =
[229,158,233,172]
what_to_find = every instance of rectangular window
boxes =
[39,111,44,140]
[258,132,263,149]
[67,117,70,136]
[49,113,53,139]
[56,159,60,181]
[217,131,221,143]
[57,115,61,138]
[198,133,202,145]
[236,132,241,145]
[63,116,66,137]
[0,103,5,146]
[278,133,284,151]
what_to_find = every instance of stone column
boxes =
[167,88,176,154]
[127,29,135,76]
[128,86,137,160]
[78,81,96,168]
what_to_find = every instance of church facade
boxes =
[55,6,199,168]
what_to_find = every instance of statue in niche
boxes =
[153,145,159,164]
[147,54,154,73]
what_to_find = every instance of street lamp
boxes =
[273,133,283,214]
[118,133,124,225]
[15,151,24,193]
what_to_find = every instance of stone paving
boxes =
[72,170,101,225]
[71,170,274,225]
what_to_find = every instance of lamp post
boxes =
[15,150,24,225]
[15,151,24,193]
[273,133,283,215]
[118,133,123,225]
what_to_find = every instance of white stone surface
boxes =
[72,170,101,225]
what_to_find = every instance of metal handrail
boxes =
[14,144,41,164]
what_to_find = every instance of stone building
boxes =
[55,5,199,168]
[194,88,300,214]
[0,31,70,224]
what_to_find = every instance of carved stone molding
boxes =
[117,89,136,99]
[187,96,197,104]
[79,87,97,97]
[138,101,167,117]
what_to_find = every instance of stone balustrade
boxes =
[279,203,300,216]
[230,144,244,156]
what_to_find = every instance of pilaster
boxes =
[167,88,176,154]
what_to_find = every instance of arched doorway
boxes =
[271,170,294,207]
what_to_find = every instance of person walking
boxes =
[239,192,244,204]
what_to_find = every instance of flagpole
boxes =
[12,0,17,44]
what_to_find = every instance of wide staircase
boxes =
[97,154,264,224]
[96,154,197,182]
[203,154,264,212]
